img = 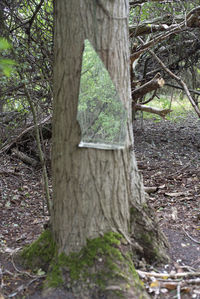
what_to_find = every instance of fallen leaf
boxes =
[37,268,45,276]
[181,243,190,247]
[150,280,160,288]
[162,282,177,290]
[171,207,178,221]
[159,184,166,189]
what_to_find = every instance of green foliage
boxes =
[0,39,11,50]
[77,40,127,146]
[0,38,16,76]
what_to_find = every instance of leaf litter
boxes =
[134,113,200,298]
[0,113,199,298]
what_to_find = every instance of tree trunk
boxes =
[52,0,167,256]
[51,0,168,296]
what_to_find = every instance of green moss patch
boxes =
[46,232,123,287]
[45,232,146,298]
[20,230,148,297]
[21,229,56,271]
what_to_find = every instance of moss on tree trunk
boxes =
[21,230,152,298]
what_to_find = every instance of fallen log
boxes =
[11,148,38,167]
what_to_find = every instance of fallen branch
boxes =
[160,278,200,285]
[135,104,172,118]
[132,73,165,100]
[131,26,182,61]
[131,6,200,60]
[130,6,200,36]
[130,23,178,37]
[18,73,52,214]
[11,148,38,167]
[0,169,22,176]
[137,270,200,279]
[165,83,200,96]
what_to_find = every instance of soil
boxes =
[0,113,200,298]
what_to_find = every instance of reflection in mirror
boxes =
[77,39,127,150]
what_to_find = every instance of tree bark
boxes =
[52,0,167,265]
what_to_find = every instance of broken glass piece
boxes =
[77,39,127,150]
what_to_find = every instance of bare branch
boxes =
[165,83,200,96]
[138,37,200,117]
[130,6,200,61]
[130,0,171,6]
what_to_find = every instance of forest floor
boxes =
[0,112,199,298]
[133,112,200,298]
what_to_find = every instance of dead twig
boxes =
[7,277,43,298]
[0,170,22,176]
[177,283,181,299]
[11,252,45,279]
[183,228,200,245]
[137,269,200,279]
[11,148,38,167]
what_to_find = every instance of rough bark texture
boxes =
[52,0,168,262]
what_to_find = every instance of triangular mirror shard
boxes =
[77,39,127,150]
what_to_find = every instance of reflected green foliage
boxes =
[0,38,15,77]
[77,40,127,148]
